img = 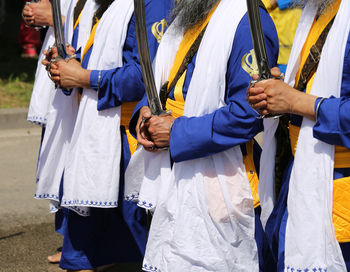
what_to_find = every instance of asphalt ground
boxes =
[0,123,141,271]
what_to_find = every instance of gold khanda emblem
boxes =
[241,49,259,76]
[152,19,168,43]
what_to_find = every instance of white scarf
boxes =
[128,0,258,270]
[27,0,72,126]
[34,0,97,212]
[259,0,350,270]
[60,0,134,216]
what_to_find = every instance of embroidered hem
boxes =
[286,266,327,272]
[34,193,59,200]
[137,200,154,209]
[27,116,47,126]
[142,263,159,271]
[125,193,139,202]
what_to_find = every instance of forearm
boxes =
[290,91,318,121]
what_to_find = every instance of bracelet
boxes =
[315,97,326,123]
[97,70,102,93]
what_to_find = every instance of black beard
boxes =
[171,0,220,30]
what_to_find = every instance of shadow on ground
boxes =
[0,222,142,272]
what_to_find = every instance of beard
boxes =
[171,0,220,30]
[293,0,335,14]
[95,0,113,7]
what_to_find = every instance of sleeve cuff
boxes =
[89,70,100,91]
[277,0,292,9]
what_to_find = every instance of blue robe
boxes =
[129,8,279,272]
[58,0,173,269]
[265,32,350,272]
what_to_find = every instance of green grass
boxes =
[0,2,38,109]
[0,73,34,109]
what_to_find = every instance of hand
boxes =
[136,107,157,152]
[42,45,75,67]
[248,67,317,120]
[247,67,283,115]
[146,113,174,148]
[22,4,35,26]
[49,59,91,89]
[23,0,53,27]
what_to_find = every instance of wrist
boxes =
[80,69,91,89]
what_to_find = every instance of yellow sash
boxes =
[291,0,350,242]
[81,20,100,63]
[165,2,260,207]
[165,1,220,115]
[73,11,82,30]
[243,140,260,208]
[121,102,138,155]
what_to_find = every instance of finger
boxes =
[252,74,259,80]
[25,19,35,25]
[140,107,152,119]
[271,67,281,78]
[252,100,268,110]
[50,76,60,82]
[137,135,155,149]
[248,93,267,104]
[42,59,49,66]
[50,69,60,76]
[50,62,59,69]
[248,86,265,96]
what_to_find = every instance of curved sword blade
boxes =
[134,0,165,116]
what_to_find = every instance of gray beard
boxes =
[293,0,335,14]
[171,0,220,31]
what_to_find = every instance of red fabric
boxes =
[18,0,42,49]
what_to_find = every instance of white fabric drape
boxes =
[27,0,72,125]
[35,0,98,212]
[259,0,350,270]
[127,0,259,270]
[61,0,134,216]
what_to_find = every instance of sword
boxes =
[246,0,271,80]
[246,0,280,118]
[49,0,72,93]
[133,0,166,116]
[50,0,68,61]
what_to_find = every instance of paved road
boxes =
[0,126,140,272]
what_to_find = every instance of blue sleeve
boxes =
[90,0,173,111]
[277,0,293,10]
[313,35,350,148]
[169,9,279,163]
[313,96,350,148]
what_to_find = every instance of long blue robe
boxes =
[265,32,350,272]
[128,8,279,272]
[58,0,173,269]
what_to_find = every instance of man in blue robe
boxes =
[46,0,173,271]
[248,0,350,270]
[129,0,279,270]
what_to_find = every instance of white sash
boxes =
[35,0,98,212]
[27,0,72,126]
[128,0,259,270]
[259,0,350,270]
[61,0,134,216]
